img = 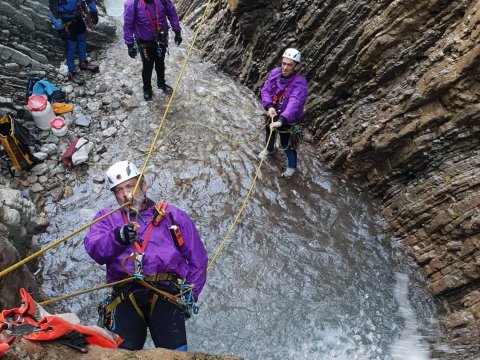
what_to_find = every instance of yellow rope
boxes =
[131,0,214,197]
[0,202,130,279]
[39,277,136,306]
[207,118,274,271]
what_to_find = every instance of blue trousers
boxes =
[265,125,297,169]
[65,16,87,73]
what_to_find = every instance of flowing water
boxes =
[35,7,439,360]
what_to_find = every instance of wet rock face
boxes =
[0,188,47,257]
[0,0,115,110]
[175,0,480,355]
[0,234,39,309]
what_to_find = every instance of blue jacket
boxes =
[49,0,97,30]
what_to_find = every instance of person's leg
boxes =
[280,131,297,169]
[265,124,276,153]
[149,297,187,350]
[139,43,155,99]
[154,45,166,87]
[72,17,99,72]
[66,39,77,73]
[111,295,148,350]
[65,19,84,84]
[155,44,172,94]
[77,32,87,63]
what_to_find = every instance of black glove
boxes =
[127,44,137,59]
[57,29,67,41]
[115,224,137,245]
[174,31,182,46]
[90,11,99,25]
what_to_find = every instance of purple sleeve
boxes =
[84,209,127,265]
[123,0,135,45]
[175,209,208,300]
[164,0,181,32]
[281,76,308,124]
[260,68,279,109]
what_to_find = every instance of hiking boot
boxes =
[281,168,296,179]
[158,83,173,95]
[143,89,152,101]
[258,149,273,160]
[79,61,99,73]
[68,71,84,85]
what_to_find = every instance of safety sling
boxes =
[0,114,38,171]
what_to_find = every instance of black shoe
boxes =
[79,61,99,73]
[68,71,84,85]
[158,83,173,95]
[143,90,152,101]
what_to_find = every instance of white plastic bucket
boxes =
[50,116,68,137]
[27,95,55,130]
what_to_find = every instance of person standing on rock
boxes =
[259,48,308,179]
[123,0,183,101]
[49,0,100,85]
[84,160,208,351]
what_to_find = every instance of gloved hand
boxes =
[127,44,137,58]
[90,11,99,25]
[115,224,137,245]
[174,31,182,46]
[57,29,67,41]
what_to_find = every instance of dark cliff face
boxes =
[0,0,115,112]
[175,0,480,354]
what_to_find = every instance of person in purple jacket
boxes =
[123,0,182,101]
[84,160,207,351]
[259,48,308,179]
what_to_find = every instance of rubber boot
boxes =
[143,89,152,101]
[68,71,84,85]
[79,61,99,73]
[158,83,173,95]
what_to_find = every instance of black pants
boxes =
[111,290,186,351]
[138,40,167,92]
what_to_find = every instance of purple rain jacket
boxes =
[260,68,308,124]
[123,0,181,44]
[84,201,208,300]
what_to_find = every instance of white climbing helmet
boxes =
[105,160,140,190]
[282,48,301,63]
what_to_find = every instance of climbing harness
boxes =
[97,274,196,329]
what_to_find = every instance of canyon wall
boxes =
[175,0,480,356]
